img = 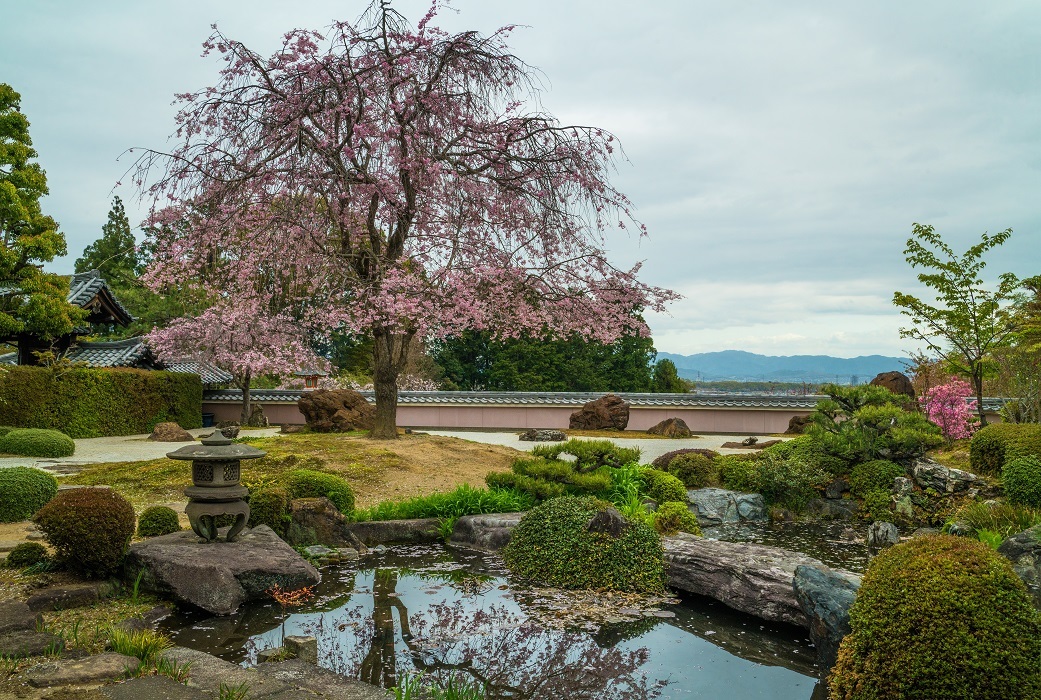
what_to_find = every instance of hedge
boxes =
[0,366,202,438]
[970,423,1041,476]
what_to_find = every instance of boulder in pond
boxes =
[793,564,861,670]
[867,521,900,548]
[568,393,629,430]
[450,513,524,552]
[687,488,767,526]
[297,389,375,432]
[647,418,691,438]
[124,525,319,615]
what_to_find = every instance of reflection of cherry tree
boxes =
[300,569,664,699]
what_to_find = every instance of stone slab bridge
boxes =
[202,390,1006,435]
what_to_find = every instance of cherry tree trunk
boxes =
[238,373,252,426]
[371,329,413,439]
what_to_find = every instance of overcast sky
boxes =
[2,0,1039,358]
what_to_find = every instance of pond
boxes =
[162,542,832,699]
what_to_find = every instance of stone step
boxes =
[254,659,391,699]
[103,675,210,700]
[25,652,139,688]
[162,647,292,699]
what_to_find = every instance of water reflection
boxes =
[706,520,871,573]
[162,545,822,699]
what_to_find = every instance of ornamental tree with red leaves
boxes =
[133,1,677,438]
[919,378,980,442]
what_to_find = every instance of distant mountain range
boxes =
[657,350,906,384]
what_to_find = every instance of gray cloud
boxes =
[2,0,1038,358]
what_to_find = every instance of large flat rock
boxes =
[0,600,41,634]
[125,525,319,615]
[344,518,440,545]
[25,652,139,687]
[450,513,524,552]
[663,534,857,628]
[162,647,292,698]
[256,659,390,699]
[103,675,210,699]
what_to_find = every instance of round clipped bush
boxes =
[5,542,47,568]
[651,448,719,470]
[0,467,59,522]
[652,501,701,536]
[667,453,719,488]
[849,459,905,497]
[34,488,136,578]
[829,535,1041,699]
[249,487,292,538]
[0,429,75,458]
[639,468,687,504]
[136,506,180,537]
[969,423,1041,476]
[1003,455,1041,508]
[502,496,665,593]
[284,469,355,515]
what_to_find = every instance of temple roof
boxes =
[67,270,134,327]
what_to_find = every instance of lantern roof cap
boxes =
[166,431,266,461]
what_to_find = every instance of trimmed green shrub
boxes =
[764,436,848,476]
[486,456,613,502]
[248,487,292,538]
[0,426,15,437]
[829,535,1041,699]
[136,506,180,537]
[354,484,535,522]
[639,468,687,504]
[849,459,905,497]
[862,489,892,519]
[284,470,355,515]
[718,452,827,512]
[34,488,136,578]
[0,467,59,522]
[503,496,665,593]
[530,439,641,471]
[651,501,701,536]
[970,423,1041,476]
[1003,455,1041,508]
[5,542,47,568]
[666,452,719,488]
[0,366,202,438]
[0,429,75,458]
[650,448,719,470]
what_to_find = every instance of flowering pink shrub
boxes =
[920,379,979,441]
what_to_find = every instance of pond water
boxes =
[704,520,871,574]
[162,542,833,699]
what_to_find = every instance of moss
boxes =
[136,506,180,537]
[639,468,687,503]
[34,488,136,578]
[849,459,905,497]
[651,501,701,536]
[502,496,665,593]
[5,542,47,568]
[0,428,75,458]
[0,467,58,522]
[829,535,1041,699]
[1003,455,1041,508]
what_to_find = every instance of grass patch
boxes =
[928,439,972,472]
[43,595,167,655]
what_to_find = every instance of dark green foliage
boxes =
[763,436,848,476]
[503,496,665,593]
[74,197,140,286]
[284,469,355,516]
[639,468,687,504]
[861,489,892,519]
[808,383,942,468]
[718,452,828,512]
[5,542,47,568]
[530,439,641,471]
[248,487,292,538]
[353,484,535,522]
[431,327,657,392]
[0,466,58,522]
[666,453,718,488]
[829,535,1041,699]
[1003,456,1041,508]
[651,501,701,536]
[952,500,1041,539]
[650,448,719,470]
[650,359,687,393]
[34,488,135,578]
[485,471,567,500]
[970,423,1041,476]
[136,506,180,537]
[0,426,14,437]
[849,460,905,498]
[0,428,75,458]
[0,366,202,438]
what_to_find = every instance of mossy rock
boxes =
[829,535,1041,699]
[502,496,665,593]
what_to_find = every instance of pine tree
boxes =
[75,196,139,284]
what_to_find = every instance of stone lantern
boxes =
[167,431,266,543]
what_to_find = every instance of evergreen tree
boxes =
[650,359,688,393]
[75,196,139,285]
[0,84,82,346]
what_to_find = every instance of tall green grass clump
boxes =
[353,484,534,522]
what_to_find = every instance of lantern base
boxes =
[186,499,250,543]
